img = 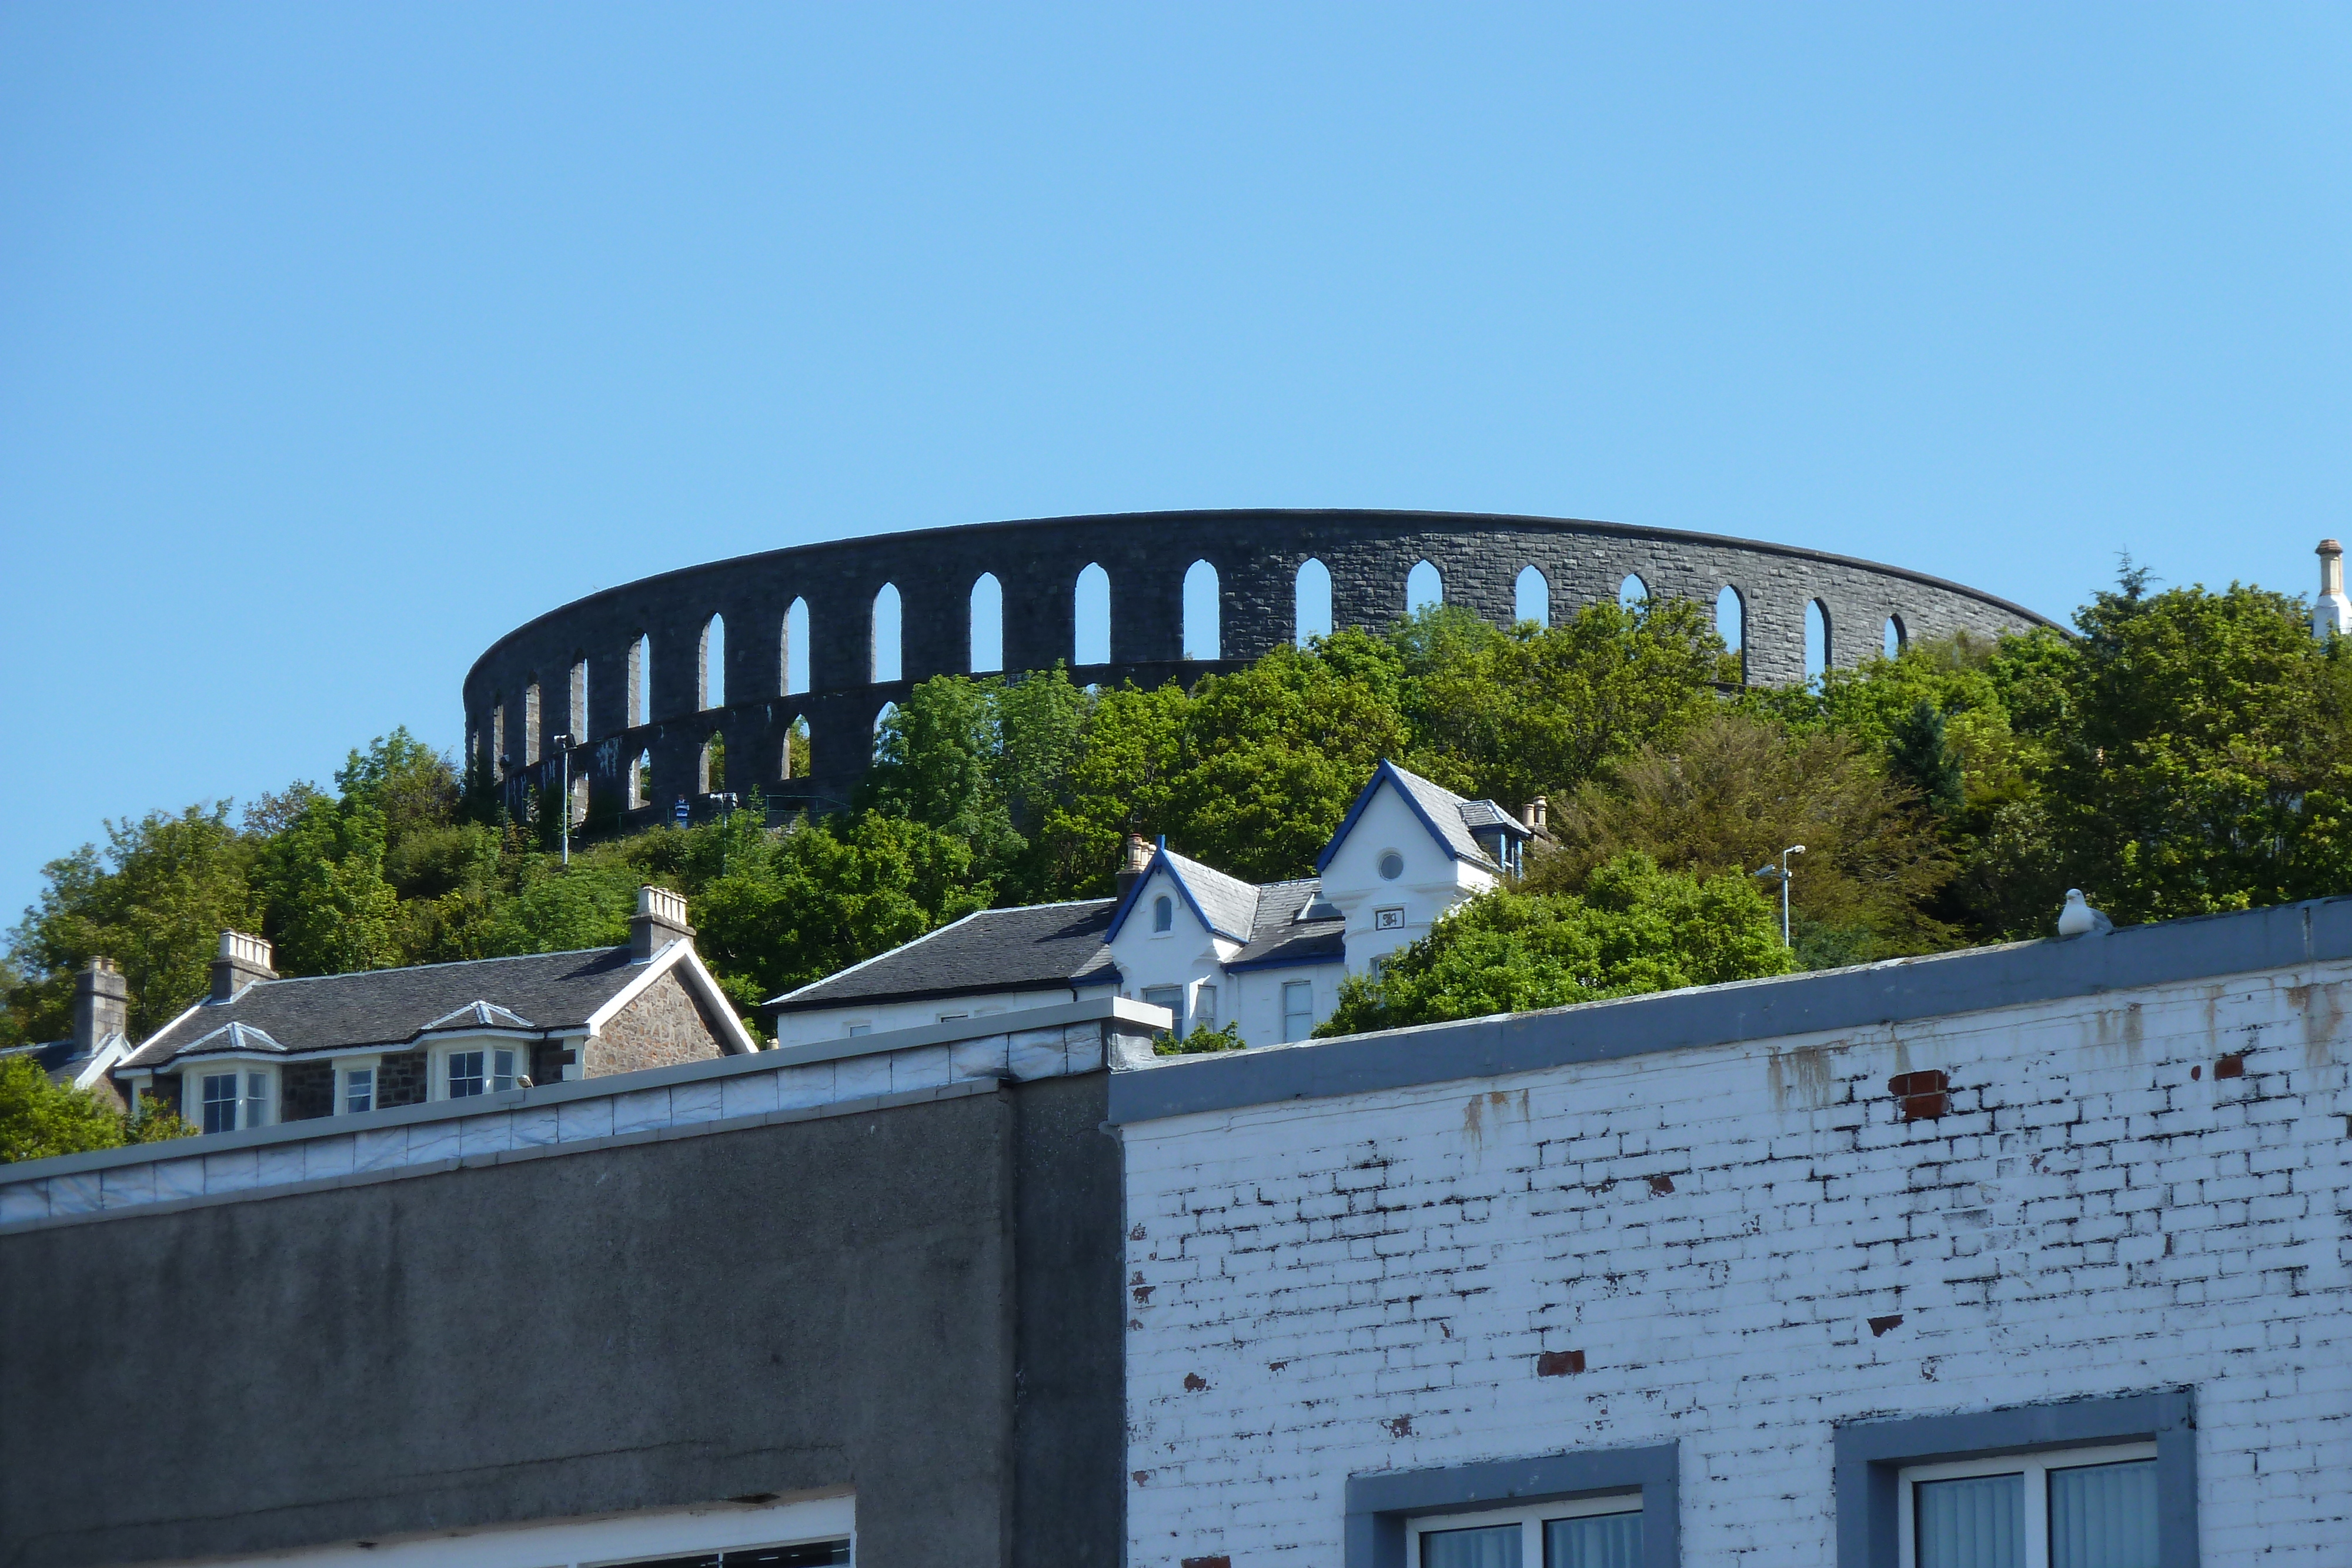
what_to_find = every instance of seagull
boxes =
[2057,889,2113,938]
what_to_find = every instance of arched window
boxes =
[1152,894,1173,933]
[783,599,810,697]
[700,732,725,794]
[629,634,651,727]
[490,703,507,778]
[1074,563,1111,666]
[700,616,726,709]
[970,573,1004,673]
[1515,565,1549,629]
[1806,599,1832,681]
[629,749,652,809]
[871,584,902,684]
[1295,558,1333,647]
[1406,560,1443,615]
[1716,586,1746,683]
[569,774,589,828]
[1619,574,1649,610]
[568,659,589,741]
[1183,560,1221,660]
[1883,614,1906,660]
[521,680,542,765]
[873,701,898,759]
[783,715,811,781]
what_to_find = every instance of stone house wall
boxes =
[584,968,727,1077]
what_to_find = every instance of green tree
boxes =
[255,798,403,975]
[1317,853,1790,1037]
[1401,599,1736,807]
[0,1058,194,1163]
[1535,710,1956,966]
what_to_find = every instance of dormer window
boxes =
[445,1047,517,1099]
[1153,894,1174,933]
[1378,851,1405,881]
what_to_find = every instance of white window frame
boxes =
[1194,982,1217,1029]
[1896,1442,2158,1568]
[434,1041,522,1100]
[1141,984,1185,1037]
[336,1055,382,1116]
[193,1063,276,1133]
[1281,979,1315,1041]
[843,1021,871,1037]
[1407,1490,1641,1565]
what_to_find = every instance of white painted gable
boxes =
[1319,775,1499,973]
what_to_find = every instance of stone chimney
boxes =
[210,931,276,1002]
[73,957,128,1054]
[1522,796,1549,835]
[2317,540,2351,641]
[1116,834,1153,901]
[630,885,694,962]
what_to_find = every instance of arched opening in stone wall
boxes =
[783,600,810,696]
[568,660,589,742]
[700,731,725,794]
[1183,560,1220,660]
[1715,586,1746,683]
[1406,560,1443,616]
[873,701,898,760]
[630,635,651,727]
[700,616,726,709]
[784,716,811,780]
[970,573,1004,673]
[490,703,507,779]
[522,680,542,765]
[1295,558,1333,646]
[630,749,652,809]
[871,584,902,684]
[1806,599,1832,682]
[1883,614,1906,660]
[569,774,589,829]
[1515,565,1549,628]
[1619,574,1649,610]
[1074,563,1111,666]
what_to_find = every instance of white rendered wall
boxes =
[769,985,1085,1047]
[1318,783,1492,975]
[1120,959,2352,1563]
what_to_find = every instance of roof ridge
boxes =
[227,945,629,989]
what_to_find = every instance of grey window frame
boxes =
[1345,1442,1678,1568]
[1833,1389,2197,1568]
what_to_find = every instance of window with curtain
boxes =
[1902,1446,2157,1568]
[1282,980,1315,1041]
[1410,1497,1642,1566]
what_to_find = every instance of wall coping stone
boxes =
[1107,895,2352,1124]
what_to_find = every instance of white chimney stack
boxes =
[2316,539,2350,641]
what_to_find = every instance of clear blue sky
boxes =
[4,4,2348,924]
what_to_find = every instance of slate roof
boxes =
[766,900,1120,1014]
[119,946,659,1070]
[1160,848,1262,942]
[0,1039,85,1082]
[1227,879,1347,970]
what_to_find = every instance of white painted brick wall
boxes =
[1121,960,2352,1564]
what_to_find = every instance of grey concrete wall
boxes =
[464,510,2051,828]
[0,1075,1123,1568]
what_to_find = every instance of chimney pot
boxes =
[1116,834,1153,901]
[2317,539,2350,640]
[630,885,694,962]
[209,931,277,1002]
[1523,796,1549,833]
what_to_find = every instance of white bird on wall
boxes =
[2057,889,2113,938]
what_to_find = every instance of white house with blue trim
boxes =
[766,761,1532,1049]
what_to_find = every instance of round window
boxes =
[1378,851,1405,881]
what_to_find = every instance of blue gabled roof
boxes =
[1106,838,1260,943]
[1314,758,1524,875]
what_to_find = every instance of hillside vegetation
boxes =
[9,567,2350,1055]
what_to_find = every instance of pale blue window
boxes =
[1152,895,1173,933]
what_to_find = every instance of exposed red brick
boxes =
[1182,1557,1232,1568]
[1899,1092,1949,1122]
[2216,1053,2246,1079]
[1537,1349,1586,1376]
[1647,1174,1676,1195]
[1869,1313,1904,1337]
[1887,1069,1949,1096]
[1382,1415,1413,1437]
[1183,1372,1208,1392]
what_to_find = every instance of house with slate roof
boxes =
[767,760,1532,1050]
[0,956,135,1114]
[112,885,756,1135]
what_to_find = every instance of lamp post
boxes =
[552,734,576,865]
[1753,844,1805,948]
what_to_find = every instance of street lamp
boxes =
[552,734,577,865]
[1753,844,1805,948]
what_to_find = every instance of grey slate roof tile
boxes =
[1229,879,1346,968]
[767,900,1118,1013]
[120,947,653,1069]
[1161,849,1261,942]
